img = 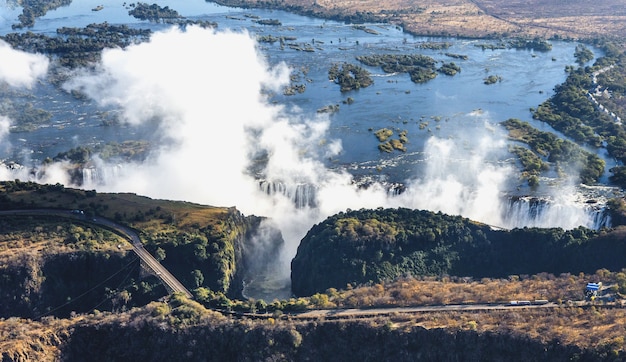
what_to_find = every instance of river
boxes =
[0,0,617,300]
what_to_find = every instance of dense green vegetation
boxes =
[128,2,181,22]
[328,63,373,92]
[2,23,152,67]
[291,208,625,296]
[356,54,438,83]
[502,119,605,185]
[508,38,552,52]
[438,62,461,76]
[0,101,51,132]
[52,141,150,164]
[532,42,626,165]
[508,145,548,186]
[11,0,72,29]
[483,75,502,85]
[372,128,408,153]
[574,44,594,65]
[0,181,284,304]
[474,38,551,51]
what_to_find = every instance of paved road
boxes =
[0,209,193,299]
[294,302,558,319]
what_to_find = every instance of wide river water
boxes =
[0,0,619,300]
[0,0,609,178]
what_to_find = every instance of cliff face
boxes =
[0,249,165,319]
[57,314,598,362]
[291,208,626,296]
[0,182,285,317]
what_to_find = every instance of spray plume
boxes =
[2,26,601,283]
[0,40,49,88]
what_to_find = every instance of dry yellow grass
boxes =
[215,0,626,39]
[327,271,623,308]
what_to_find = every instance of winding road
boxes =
[0,209,193,299]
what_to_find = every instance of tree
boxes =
[155,247,166,262]
[191,269,204,288]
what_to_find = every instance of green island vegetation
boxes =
[416,41,451,50]
[316,104,340,114]
[483,74,502,85]
[474,38,551,52]
[127,3,217,27]
[128,2,181,22]
[328,62,373,92]
[444,52,468,60]
[291,207,626,296]
[507,145,549,187]
[49,141,151,184]
[1,23,152,68]
[502,118,605,185]
[356,54,438,83]
[530,40,626,188]
[0,102,52,132]
[373,128,408,153]
[352,24,379,35]
[11,0,72,29]
[574,44,595,65]
[532,41,625,151]
[438,62,461,76]
[508,38,553,52]
[254,18,282,26]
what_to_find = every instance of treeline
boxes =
[2,23,152,67]
[12,0,72,29]
[128,2,181,22]
[356,54,438,83]
[291,208,626,296]
[355,53,462,83]
[52,141,150,165]
[328,63,373,92]
[474,38,552,51]
[531,41,626,187]
[56,294,621,361]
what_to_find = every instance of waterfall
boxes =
[258,180,318,209]
[501,196,611,230]
[81,164,122,186]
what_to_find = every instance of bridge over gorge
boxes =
[0,209,193,299]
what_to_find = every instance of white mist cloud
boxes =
[395,129,512,227]
[65,27,295,211]
[0,40,49,88]
[0,115,10,142]
[53,25,598,293]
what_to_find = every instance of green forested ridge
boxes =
[291,208,626,296]
[0,181,283,317]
